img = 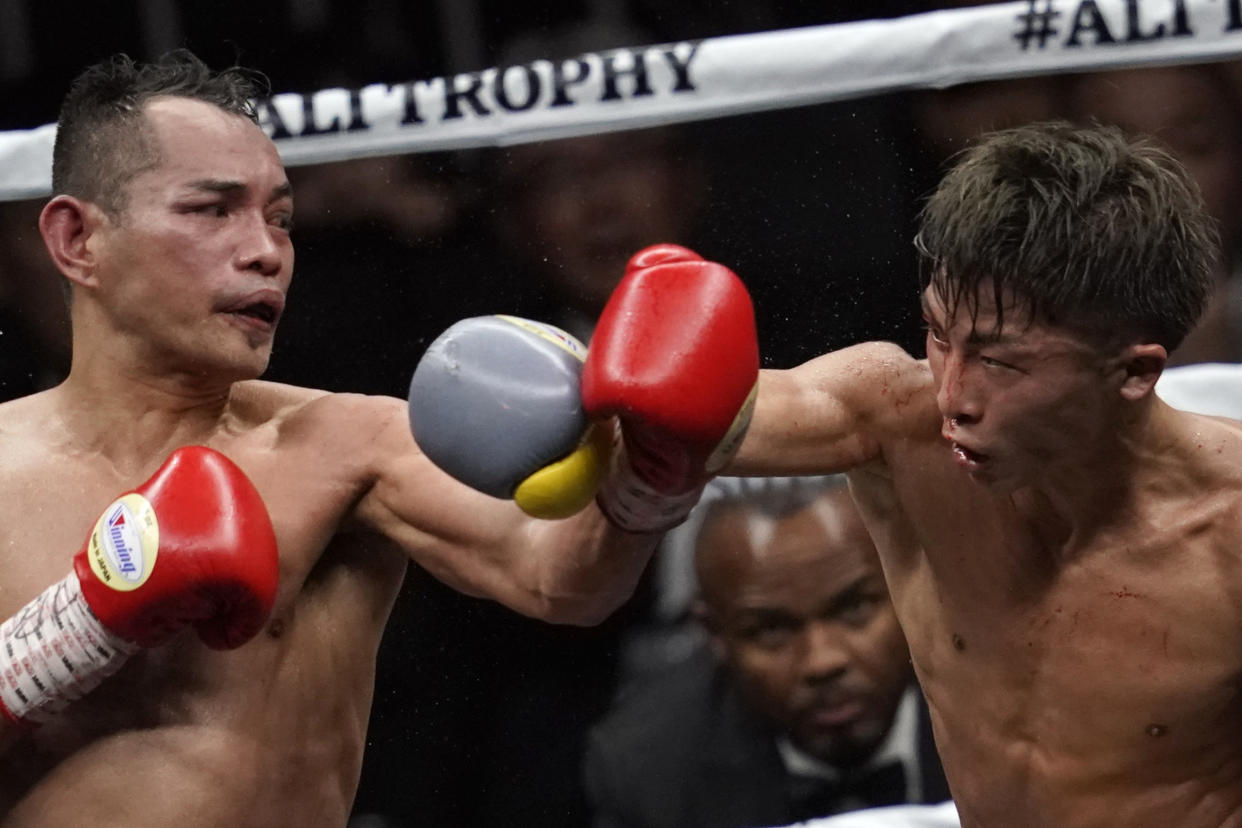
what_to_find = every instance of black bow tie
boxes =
[786,760,908,821]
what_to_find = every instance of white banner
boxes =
[1,0,1240,200]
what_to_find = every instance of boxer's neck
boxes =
[51,361,236,476]
[1003,396,1173,560]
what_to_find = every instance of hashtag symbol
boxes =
[1014,0,1060,50]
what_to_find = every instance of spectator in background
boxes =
[911,74,1066,166]
[584,477,949,828]
[492,124,705,343]
[488,14,708,344]
[908,2,1070,161]
[265,152,502,396]
[490,13,921,368]
[348,16,701,828]
[1067,62,1242,366]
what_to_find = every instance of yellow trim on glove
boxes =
[514,423,612,519]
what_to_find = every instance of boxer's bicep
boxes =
[731,342,919,475]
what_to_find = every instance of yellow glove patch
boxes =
[514,423,613,519]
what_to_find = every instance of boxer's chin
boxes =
[969,461,1026,494]
[190,339,273,384]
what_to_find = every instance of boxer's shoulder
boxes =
[0,390,74,466]
[0,387,58,434]
[1160,402,1242,451]
[226,380,408,462]
[839,341,938,433]
[228,380,394,428]
[817,341,933,399]
[226,379,327,422]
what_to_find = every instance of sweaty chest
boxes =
[0,445,360,616]
[0,469,120,615]
[904,541,1242,793]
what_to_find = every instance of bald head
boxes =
[690,479,909,767]
[695,485,877,612]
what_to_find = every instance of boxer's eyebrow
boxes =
[268,182,293,203]
[920,295,1018,346]
[184,179,292,205]
[187,178,245,195]
[965,328,1017,346]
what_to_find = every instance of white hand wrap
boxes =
[595,432,705,534]
[0,571,139,724]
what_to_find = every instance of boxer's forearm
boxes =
[362,440,656,625]
[516,506,660,626]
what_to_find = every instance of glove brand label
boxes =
[87,494,159,592]
[496,315,587,362]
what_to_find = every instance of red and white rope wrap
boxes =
[0,571,138,724]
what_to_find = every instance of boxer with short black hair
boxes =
[686,121,1240,827]
[0,51,758,826]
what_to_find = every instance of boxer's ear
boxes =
[1116,342,1167,401]
[40,195,107,289]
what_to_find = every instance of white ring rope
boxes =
[1,0,1240,200]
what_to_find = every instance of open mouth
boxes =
[221,292,284,330]
[951,441,990,469]
[230,302,279,324]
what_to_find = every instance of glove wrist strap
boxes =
[596,435,704,534]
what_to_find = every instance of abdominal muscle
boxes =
[897,522,1242,828]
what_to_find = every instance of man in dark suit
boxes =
[584,477,949,828]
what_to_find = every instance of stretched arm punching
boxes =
[353,245,760,626]
[731,341,931,477]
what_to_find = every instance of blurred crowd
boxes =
[3,1,1242,826]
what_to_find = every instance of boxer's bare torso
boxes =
[0,87,657,826]
[0,380,431,826]
[741,338,1242,828]
[853,411,1242,828]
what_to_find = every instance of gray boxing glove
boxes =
[408,315,610,518]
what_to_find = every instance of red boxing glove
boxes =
[582,244,759,532]
[0,446,278,724]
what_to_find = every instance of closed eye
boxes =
[981,355,1023,372]
[188,202,230,218]
[922,323,948,347]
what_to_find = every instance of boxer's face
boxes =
[922,286,1113,490]
[698,490,910,767]
[92,96,294,380]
